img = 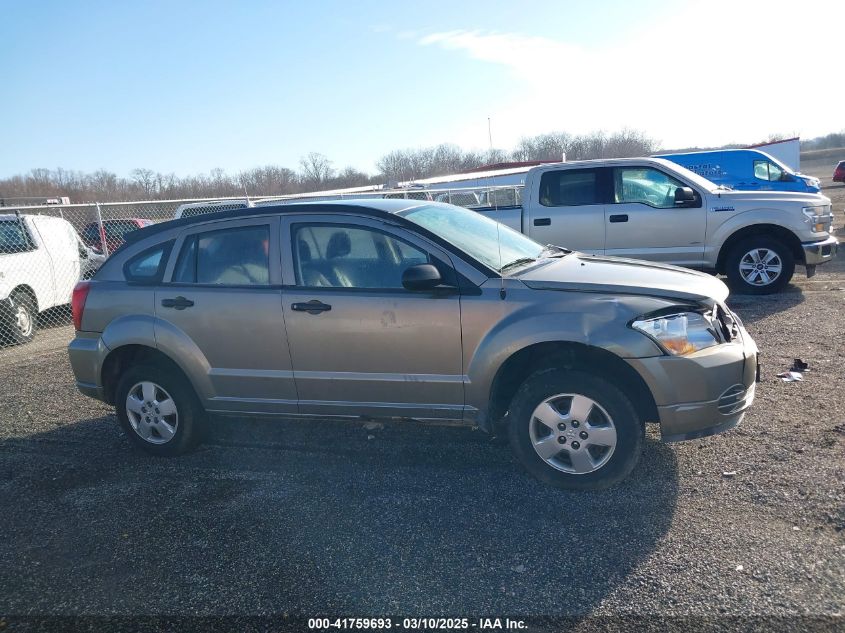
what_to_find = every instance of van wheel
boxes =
[115,364,203,456]
[726,237,794,295]
[508,369,643,490]
[3,291,37,344]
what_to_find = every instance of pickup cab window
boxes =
[0,220,35,254]
[539,169,600,207]
[614,167,688,209]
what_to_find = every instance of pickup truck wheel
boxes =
[115,364,202,456]
[726,237,794,295]
[3,291,37,344]
[508,369,643,490]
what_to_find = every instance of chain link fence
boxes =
[0,185,522,362]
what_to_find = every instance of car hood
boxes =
[518,254,729,303]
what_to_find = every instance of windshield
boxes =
[653,159,723,192]
[398,204,544,273]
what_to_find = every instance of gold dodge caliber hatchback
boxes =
[68,199,758,489]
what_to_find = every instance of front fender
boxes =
[706,208,804,264]
[462,290,667,416]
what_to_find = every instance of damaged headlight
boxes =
[631,311,721,356]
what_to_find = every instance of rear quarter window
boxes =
[123,240,173,283]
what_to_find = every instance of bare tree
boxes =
[299,152,335,189]
[130,168,156,197]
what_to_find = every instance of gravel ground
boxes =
[0,173,843,630]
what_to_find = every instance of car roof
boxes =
[123,198,435,245]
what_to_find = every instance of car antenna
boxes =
[487,116,505,300]
[240,177,253,208]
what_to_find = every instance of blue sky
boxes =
[1,0,842,178]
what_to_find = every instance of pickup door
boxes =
[603,166,706,266]
[524,167,606,254]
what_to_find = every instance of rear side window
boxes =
[0,220,35,254]
[173,225,270,286]
[539,169,600,206]
[124,241,173,283]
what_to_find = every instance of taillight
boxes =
[71,281,91,331]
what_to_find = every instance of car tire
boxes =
[726,236,794,295]
[3,290,37,345]
[115,364,203,456]
[508,369,644,490]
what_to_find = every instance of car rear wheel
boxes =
[115,364,202,456]
[726,237,794,295]
[508,369,644,490]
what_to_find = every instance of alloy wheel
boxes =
[739,248,782,287]
[528,393,617,474]
[125,381,179,444]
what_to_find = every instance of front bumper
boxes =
[802,235,838,266]
[625,319,758,442]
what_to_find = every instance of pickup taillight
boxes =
[71,281,91,331]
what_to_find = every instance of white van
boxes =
[0,214,93,343]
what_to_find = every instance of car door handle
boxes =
[161,296,194,310]
[291,300,332,314]
[533,218,551,226]
[609,214,628,223]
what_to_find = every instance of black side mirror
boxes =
[674,187,696,206]
[402,263,442,291]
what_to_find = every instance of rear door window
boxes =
[539,169,601,206]
[174,225,270,286]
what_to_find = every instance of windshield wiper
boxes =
[499,257,537,273]
[539,244,571,258]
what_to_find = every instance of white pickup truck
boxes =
[474,157,837,294]
[0,214,100,344]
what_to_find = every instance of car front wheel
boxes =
[508,369,644,490]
